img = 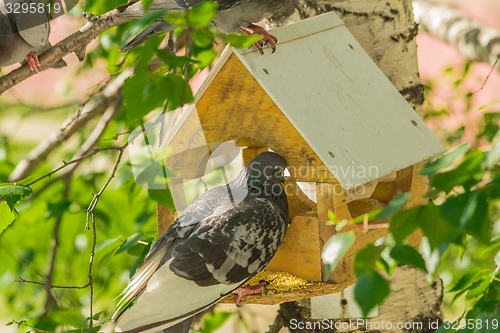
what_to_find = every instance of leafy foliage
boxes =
[321,72,500,322]
[0,1,261,332]
[0,185,33,211]
[345,135,499,318]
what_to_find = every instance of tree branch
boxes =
[16,276,90,289]
[0,10,130,94]
[413,0,500,70]
[9,69,131,182]
[85,144,126,329]
[22,146,122,188]
[267,309,285,333]
[43,178,71,315]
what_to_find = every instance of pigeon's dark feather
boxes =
[170,197,287,286]
[113,152,288,333]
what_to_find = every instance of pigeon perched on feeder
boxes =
[0,0,65,71]
[112,152,289,333]
[118,0,283,53]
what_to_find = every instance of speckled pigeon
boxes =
[112,152,289,333]
[0,0,65,71]
[118,0,283,53]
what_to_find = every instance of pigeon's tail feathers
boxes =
[118,0,181,19]
[120,20,173,52]
[114,260,241,333]
[161,306,216,333]
[112,245,166,323]
[160,317,195,333]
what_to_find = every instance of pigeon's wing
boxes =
[120,20,172,52]
[181,0,239,10]
[15,0,49,48]
[170,197,288,286]
[114,197,287,333]
[112,185,231,321]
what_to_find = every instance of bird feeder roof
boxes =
[172,11,445,190]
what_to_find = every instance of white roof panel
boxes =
[232,11,445,189]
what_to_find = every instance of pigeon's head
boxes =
[240,152,287,198]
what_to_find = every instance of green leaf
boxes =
[148,188,174,210]
[321,231,356,282]
[123,71,168,127]
[187,1,219,29]
[463,191,491,244]
[421,144,468,175]
[141,0,154,11]
[161,74,194,110]
[354,244,385,276]
[465,279,491,299]
[225,33,263,49]
[200,311,232,333]
[156,50,198,68]
[0,201,17,236]
[354,270,390,317]
[191,29,214,48]
[495,250,500,268]
[194,49,218,69]
[449,268,482,292]
[420,204,458,249]
[485,132,500,168]
[116,233,145,255]
[389,245,427,272]
[0,185,33,211]
[46,200,71,219]
[390,206,420,243]
[440,191,492,244]
[376,192,410,219]
[431,149,486,192]
[95,236,121,253]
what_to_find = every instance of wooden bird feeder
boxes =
[152,11,445,305]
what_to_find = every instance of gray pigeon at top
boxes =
[0,0,65,72]
[118,0,284,53]
[112,152,289,333]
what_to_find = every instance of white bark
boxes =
[413,0,500,69]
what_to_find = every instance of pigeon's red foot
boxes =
[240,24,278,54]
[233,281,269,306]
[26,52,41,72]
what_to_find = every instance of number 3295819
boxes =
[443,319,498,330]
[5,1,63,15]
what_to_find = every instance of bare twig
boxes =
[43,178,71,315]
[22,147,122,187]
[0,11,131,94]
[64,97,123,175]
[85,145,126,330]
[7,320,46,332]
[472,55,500,95]
[16,276,90,289]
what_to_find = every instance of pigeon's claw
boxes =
[26,52,41,72]
[233,281,269,306]
[240,24,278,54]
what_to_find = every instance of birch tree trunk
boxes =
[413,0,500,70]
[267,1,443,332]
